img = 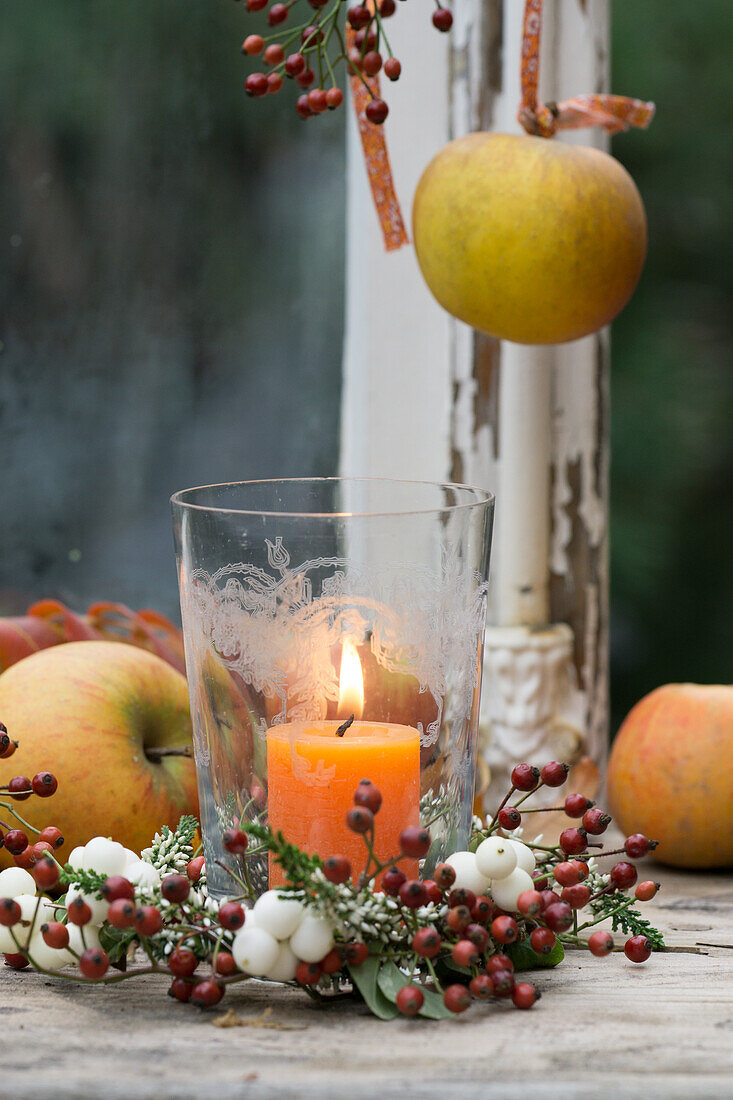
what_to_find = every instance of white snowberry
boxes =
[445,851,491,895]
[253,891,305,941]
[67,922,101,955]
[125,861,161,892]
[489,867,535,911]
[0,894,46,952]
[82,837,128,877]
[0,918,22,953]
[264,940,299,983]
[505,837,536,874]
[66,884,108,925]
[475,836,518,880]
[26,932,72,971]
[123,848,140,867]
[0,866,36,898]
[67,846,86,870]
[289,914,335,963]
[14,893,43,924]
[231,926,280,976]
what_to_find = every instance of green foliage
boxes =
[507,937,565,971]
[589,895,666,951]
[347,957,399,1020]
[99,924,136,971]
[611,1,733,728]
[244,821,323,891]
[376,961,454,1020]
[58,866,107,897]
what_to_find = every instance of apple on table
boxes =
[0,641,198,863]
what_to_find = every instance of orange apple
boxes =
[607,683,733,869]
[0,641,198,864]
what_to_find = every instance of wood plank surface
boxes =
[1,862,732,1100]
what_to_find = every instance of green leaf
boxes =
[376,960,409,1002]
[506,937,565,971]
[376,961,454,1021]
[99,925,135,970]
[438,957,472,979]
[348,957,398,1020]
[415,985,455,1020]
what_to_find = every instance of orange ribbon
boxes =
[346,21,409,252]
[519,0,655,137]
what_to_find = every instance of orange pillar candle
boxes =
[266,641,421,887]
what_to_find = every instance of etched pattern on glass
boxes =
[182,537,488,749]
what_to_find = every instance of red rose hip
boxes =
[530,927,556,955]
[443,983,471,1013]
[510,764,540,791]
[323,856,351,885]
[543,902,574,933]
[399,880,428,909]
[490,915,518,944]
[169,948,198,978]
[79,948,109,980]
[396,984,424,1016]
[625,935,652,963]
[381,865,406,897]
[635,880,660,902]
[559,828,588,855]
[399,826,431,859]
[512,981,540,1009]
[624,833,653,859]
[610,861,638,891]
[346,807,373,834]
[588,930,614,957]
[582,808,611,835]
[190,979,225,1007]
[540,761,569,787]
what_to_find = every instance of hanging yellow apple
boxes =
[412,132,647,345]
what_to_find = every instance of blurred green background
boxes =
[0,1,731,733]
[610,0,733,727]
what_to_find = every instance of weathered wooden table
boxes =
[2,863,732,1099]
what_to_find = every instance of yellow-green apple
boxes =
[413,132,647,344]
[0,641,198,864]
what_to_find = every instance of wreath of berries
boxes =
[1,717,664,1020]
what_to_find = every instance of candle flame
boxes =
[338,639,364,721]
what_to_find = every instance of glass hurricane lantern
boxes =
[171,478,493,899]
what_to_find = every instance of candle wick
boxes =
[336,714,355,737]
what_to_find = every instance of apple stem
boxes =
[145,746,194,761]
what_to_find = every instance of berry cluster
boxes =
[1,722,63,892]
[239,1,453,124]
[2,747,664,1022]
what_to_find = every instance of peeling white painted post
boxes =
[492,346,553,628]
[340,0,610,808]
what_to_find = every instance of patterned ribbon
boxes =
[346,17,409,252]
[519,0,655,137]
